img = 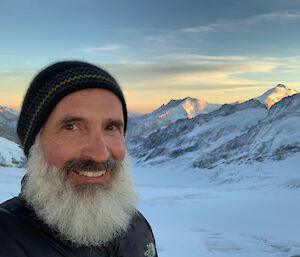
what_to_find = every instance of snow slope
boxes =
[1,153,300,257]
[133,151,300,257]
[0,106,18,128]
[0,136,25,167]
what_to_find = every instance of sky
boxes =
[1,0,300,113]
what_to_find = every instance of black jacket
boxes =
[0,197,158,257]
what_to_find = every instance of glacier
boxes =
[1,153,300,257]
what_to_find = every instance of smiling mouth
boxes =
[75,170,106,177]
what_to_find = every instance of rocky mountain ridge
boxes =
[127,89,300,169]
[126,84,298,140]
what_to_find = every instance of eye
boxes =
[106,124,117,131]
[64,124,78,131]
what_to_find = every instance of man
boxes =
[0,61,158,257]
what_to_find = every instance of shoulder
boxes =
[0,196,31,236]
[0,197,23,225]
[131,210,156,238]
[0,197,30,257]
[0,196,49,237]
[0,196,33,226]
[0,197,66,257]
[113,210,158,257]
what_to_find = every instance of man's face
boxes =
[23,90,136,246]
[40,88,125,188]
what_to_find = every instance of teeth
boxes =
[77,170,106,177]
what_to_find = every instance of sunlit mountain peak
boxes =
[181,97,207,118]
[255,84,299,109]
[127,97,221,139]
[154,97,219,120]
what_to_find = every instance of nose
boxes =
[80,130,110,162]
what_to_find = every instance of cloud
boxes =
[107,55,286,111]
[99,55,282,93]
[221,11,300,29]
[180,22,228,34]
[142,10,300,45]
[154,54,248,61]
[0,68,35,78]
[144,32,177,43]
[72,44,124,53]
[169,11,300,37]
[248,11,300,24]
[180,26,213,33]
[145,23,225,43]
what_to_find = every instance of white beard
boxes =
[21,135,138,247]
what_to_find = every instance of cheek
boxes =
[41,134,76,168]
[117,143,126,161]
[107,137,126,162]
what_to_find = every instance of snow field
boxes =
[0,152,300,257]
[132,154,300,257]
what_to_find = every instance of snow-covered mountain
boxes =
[0,136,25,167]
[255,84,298,109]
[0,106,18,129]
[0,106,24,167]
[126,97,221,139]
[127,84,298,140]
[128,111,144,119]
[1,84,299,168]
[193,93,300,168]
[127,92,300,168]
[0,105,19,143]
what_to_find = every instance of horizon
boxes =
[1,83,298,115]
[1,0,300,112]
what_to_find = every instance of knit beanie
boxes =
[17,60,127,157]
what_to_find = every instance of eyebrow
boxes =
[106,118,124,128]
[57,116,124,128]
[58,116,87,125]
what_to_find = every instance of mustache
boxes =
[61,157,122,173]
